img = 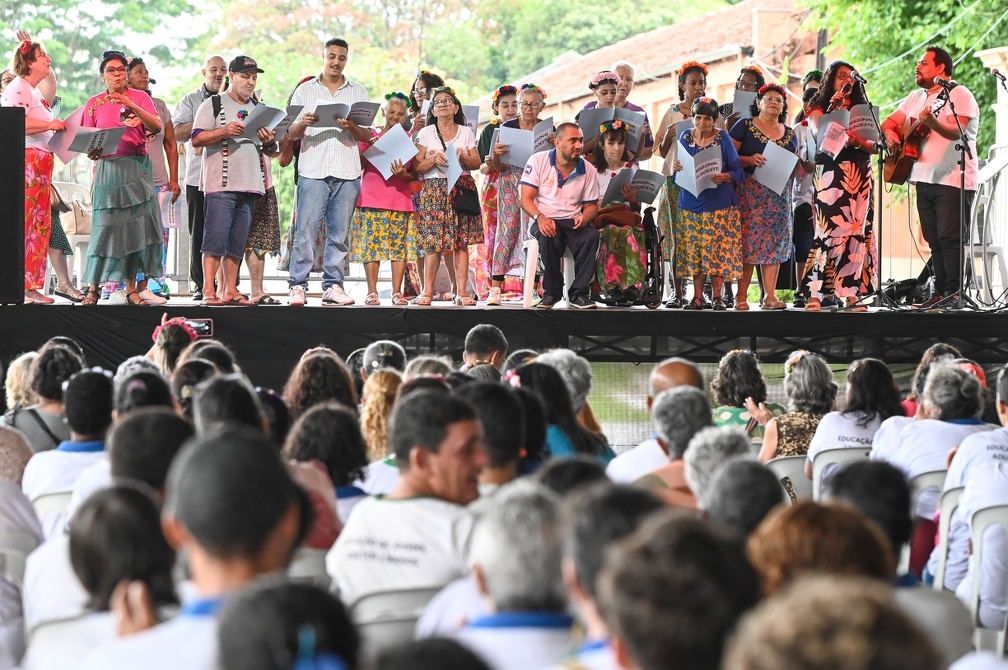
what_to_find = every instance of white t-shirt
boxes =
[454,612,576,670]
[21,534,89,632]
[66,457,112,520]
[0,77,55,150]
[82,607,218,670]
[193,93,267,195]
[356,457,400,496]
[807,411,882,484]
[415,575,486,639]
[895,85,979,190]
[951,653,1008,670]
[0,482,42,667]
[871,418,994,518]
[542,639,621,670]
[22,611,116,670]
[954,462,1008,629]
[415,123,476,180]
[605,437,669,484]
[325,495,475,605]
[21,445,106,502]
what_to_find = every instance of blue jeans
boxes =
[288,176,360,289]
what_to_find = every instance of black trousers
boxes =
[534,218,600,300]
[186,185,206,289]
[916,182,975,295]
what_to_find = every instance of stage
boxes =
[4,301,1008,390]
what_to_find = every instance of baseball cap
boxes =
[229,55,265,74]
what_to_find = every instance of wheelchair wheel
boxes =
[642,206,664,308]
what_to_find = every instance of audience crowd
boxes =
[0,327,1007,670]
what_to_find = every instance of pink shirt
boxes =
[520,149,599,220]
[1,76,56,150]
[81,88,156,158]
[357,130,414,212]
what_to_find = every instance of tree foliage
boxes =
[800,0,1008,155]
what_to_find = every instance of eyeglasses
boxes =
[432,98,454,107]
[105,67,127,74]
[520,102,542,109]
[412,87,428,97]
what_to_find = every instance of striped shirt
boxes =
[291,75,369,180]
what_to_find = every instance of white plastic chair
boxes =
[0,528,42,589]
[933,486,965,592]
[287,548,330,589]
[765,456,812,504]
[47,181,92,293]
[966,504,1008,655]
[30,491,73,527]
[522,238,575,309]
[350,586,442,660]
[811,447,872,500]
[910,470,949,516]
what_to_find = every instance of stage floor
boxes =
[4,299,1008,390]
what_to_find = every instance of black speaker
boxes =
[0,107,26,304]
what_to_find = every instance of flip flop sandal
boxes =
[201,296,224,307]
[415,295,433,306]
[391,293,409,306]
[365,293,380,305]
[255,295,282,305]
[221,295,255,306]
[454,295,477,306]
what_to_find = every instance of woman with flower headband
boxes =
[758,350,836,462]
[1,37,66,305]
[801,60,878,313]
[350,91,418,306]
[654,60,708,308]
[730,82,798,311]
[490,83,553,299]
[589,119,647,304]
[412,85,482,306]
[405,70,444,136]
[720,65,765,132]
[580,70,647,161]
[78,49,164,306]
[478,85,519,306]
[669,96,744,310]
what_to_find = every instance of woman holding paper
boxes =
[1,37,65,304]
[478,85,519,306]
[720,66,765,133]
[490,83,551,299]
[351,92,417,306]
[589,119,647,303]
[731,83,798,311]
[412,85,481,306]
[654,60,708,308]
[803,60,878,312]
[78,50,163,306]
[671,97,744,310]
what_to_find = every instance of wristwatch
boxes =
[531,214,540,223]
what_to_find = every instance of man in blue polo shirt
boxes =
[520,122,600,309]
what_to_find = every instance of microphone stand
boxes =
[861,86,900,309]
[932,87,981,311]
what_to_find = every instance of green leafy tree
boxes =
[799,0,1008,155]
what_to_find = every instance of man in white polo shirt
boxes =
[287,38,372,307]
[520,122,600,309]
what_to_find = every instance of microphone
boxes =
[850,71,868,85]
[826,82,852,113]
[993,69,1007,83]
[934,76,956,90]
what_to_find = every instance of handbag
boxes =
[433,123,481,216]
[63,200,92,235]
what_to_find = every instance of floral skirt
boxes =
[246,186,280,256]
[24,148,54,290]
[656,176,679,266]
[738,178,793,265]
[597,224,647,292]
[350,207,416,263]
[805,159,877,298]
[675,207,742,280]
[415,175,482,252]
[83,154,163,285]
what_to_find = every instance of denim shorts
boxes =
[202,191,257,259]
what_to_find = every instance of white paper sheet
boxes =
[752,139,799,196]
[577,107,611,142]
[848,104,880,143]
[463,105,480,138]
[498,125,533,169]
[732,90,757,119]
[445,140,463,192]
[674,145,721,197]
[47,106,84,165]
[312,101,379,128]
[602,168,634,205]
[629,169,666,204]
[363,124,421,180]
[533,117,554,152]
[239,104,287,139]
[68,125,128,156]
[817,121,847,160]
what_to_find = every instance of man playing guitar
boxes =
[881,46,979,309]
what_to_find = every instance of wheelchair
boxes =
[592,205,665,309]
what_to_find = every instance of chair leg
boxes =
[522,238,539,309]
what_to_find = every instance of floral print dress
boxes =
[595,164,647,294]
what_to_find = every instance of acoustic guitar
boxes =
[883,117,932,185]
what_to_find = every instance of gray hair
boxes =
[469,480,567,612]
[536,349,592,413]
[610,60,635,76]
[922,364,983,420]
[701,460,783,537]
[114,356,163,397]
[783,352,837,414]
[652,386,713,459]
[684,426,754,501]
[403,355,453,379]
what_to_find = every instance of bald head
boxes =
[202,55,226,92]
[648,358,704,408]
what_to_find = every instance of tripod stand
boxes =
[862,88,901,310]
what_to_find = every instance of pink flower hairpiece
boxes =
[492,85,518,103]
[152,317,198,343]
[18,40,30,55]
[589,70,621,90]
[504,369,521,388]
[521,83,547,99]
[758,83,786,97]
[599,119,627,135]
